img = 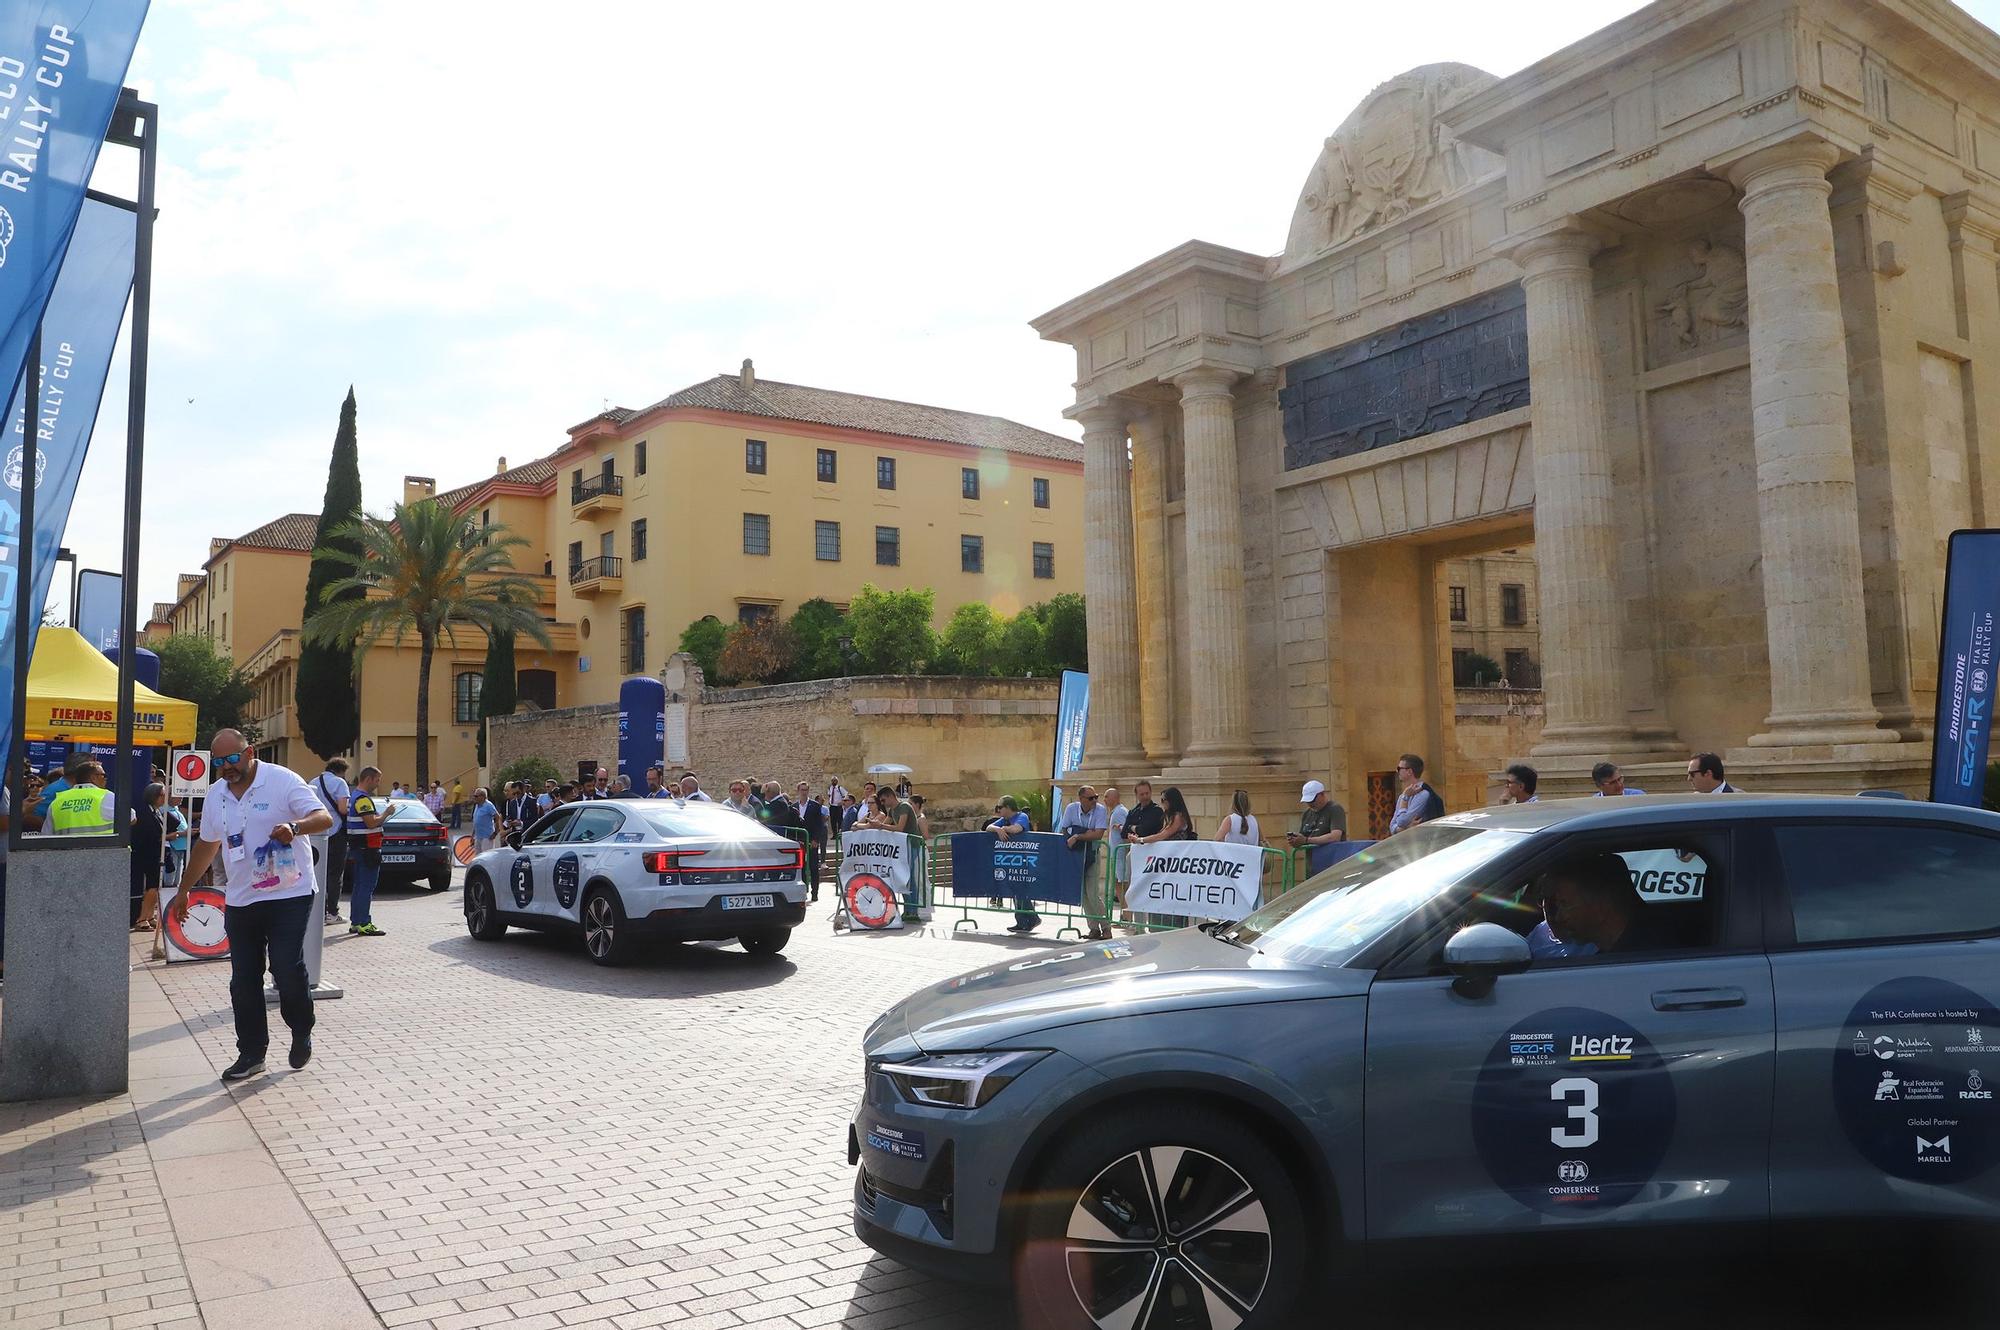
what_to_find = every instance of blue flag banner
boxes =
[1930,529,2000,806]
[0,1,150,403]
[617,675,665,785]
[1306,839,1376,878]
[1,196,135,765]
[1053,669,1089,779]
[74,566,119,649]
[948,831,1085,907]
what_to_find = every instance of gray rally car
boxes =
[852,793,2000,1328]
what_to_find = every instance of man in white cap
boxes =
[1285,779,1347,856]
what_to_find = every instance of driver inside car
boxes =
[1536,851,1683,956]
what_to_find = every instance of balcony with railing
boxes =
[571,472,624,515]
[568,554,624,597]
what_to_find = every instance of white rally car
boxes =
[462,798,807,965]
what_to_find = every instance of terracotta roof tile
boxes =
[435,453,559,511]
[599,374,1082,462]
[225,513,319,554]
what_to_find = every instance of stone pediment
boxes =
[1282,62,1504,268]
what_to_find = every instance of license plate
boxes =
[721,893,774,910]
[381,853,417,864]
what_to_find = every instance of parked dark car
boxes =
[377,799,454,891]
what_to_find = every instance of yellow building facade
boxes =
[147,363,1083,773]
[547,361,1085,705]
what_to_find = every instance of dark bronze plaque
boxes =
[1280,284,1530,470]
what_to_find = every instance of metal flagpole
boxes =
[107,90,154,829]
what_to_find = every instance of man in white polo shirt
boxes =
[170,728,336,1082]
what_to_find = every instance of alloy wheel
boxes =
[1063,1146,1271,1330]
[466,880,489,934]
[584,896,615,959]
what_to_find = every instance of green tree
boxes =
[678,616,729,683]
[933,602,1001,676]
[847,585,935,673]
[475,620,518,767]
[156,633,260,746]
[997,611,1048,676]
[785,598,847,680]
[1455,651,1502,687]
[301,499,551,789]
[719,616,796,685]
[295,387,364,758]
[494,754,560,791]
[1034,592,1088,674]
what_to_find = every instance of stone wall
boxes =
[1451,687,1547,809]
[487,675,1060,829]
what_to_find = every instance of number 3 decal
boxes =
[1550,1076,1600,1148]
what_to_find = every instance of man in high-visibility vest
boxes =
[47,761,116,835]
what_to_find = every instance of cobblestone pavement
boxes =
[5,878,1995,1330]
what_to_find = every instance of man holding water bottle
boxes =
[170,729,335,1082]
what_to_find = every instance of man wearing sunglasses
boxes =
[170,729,336,1082]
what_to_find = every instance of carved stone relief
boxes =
[1282,63,1504,267]
[1654,237,1748,352]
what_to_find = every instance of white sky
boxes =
[56,0,2000,619]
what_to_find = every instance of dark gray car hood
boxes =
[869,928,1370,1054]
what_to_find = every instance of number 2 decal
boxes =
[1550,1076,1600,1148]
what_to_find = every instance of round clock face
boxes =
[845,872,898,929]
[165,887,229,959]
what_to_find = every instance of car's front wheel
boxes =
[739,927,791,957]
[581,888,634,966]
[1016,1104,1305,1330]
[464,872,506,941]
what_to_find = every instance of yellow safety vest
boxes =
[49,785,113,835]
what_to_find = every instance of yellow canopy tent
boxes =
[24,626,196,746]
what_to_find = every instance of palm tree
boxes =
[302,499,552,789]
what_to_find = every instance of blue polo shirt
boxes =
[472,800,497,838]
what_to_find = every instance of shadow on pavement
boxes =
[425,928,799,997]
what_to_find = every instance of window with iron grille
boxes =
[624,607,646,673]
[567,540,583,573]
[738,604,773,625]
[1501,584,1526,626]
[634,440,647,476]
[631,518,648,562]
[962,467,980,500]
[961,534,984,574]
[454,671,482,724]
[1449,586,1467,622]
[815,520,841,562]
[876,526,900,566]
[877,456,896,489]
[817,448,837,482]
[1033,542,1054,579]
[1033,477,1049,508]
[745,439,767,474]
[743,513,771,555]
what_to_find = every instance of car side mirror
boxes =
[506,831,523,851]
[1444,922,1532,999]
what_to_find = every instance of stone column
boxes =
[1128,410,1176,763]
[1724,136,1889,746]
[1076,402,1145,769]
[1173,367,1260,766]
[1512,227,1631,755]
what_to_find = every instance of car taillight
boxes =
[644,849,707,873]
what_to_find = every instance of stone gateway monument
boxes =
[1035,0,2000,822]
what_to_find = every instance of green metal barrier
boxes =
[931,832,1092,940]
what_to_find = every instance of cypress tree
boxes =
[476,624,517,767]
[295,388,364,758]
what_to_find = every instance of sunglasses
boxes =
[216,752,246,766]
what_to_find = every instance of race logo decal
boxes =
[509,855,534,908]
[845,871,898,929]
[553,852,581,910]
[1472,1006,1675,1214]
[1832,977,1999,1183]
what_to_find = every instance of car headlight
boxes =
[876,1050,1047,1109]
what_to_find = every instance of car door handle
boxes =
[1651,987,1747,1012]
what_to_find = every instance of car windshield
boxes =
[382,800,438,825]
[633,801,788,841]
[1216,825,1525,968]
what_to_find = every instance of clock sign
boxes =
[163,887,229,960]
[553,852,581,910]
[844,871,901,930]
[509,855,535,908]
